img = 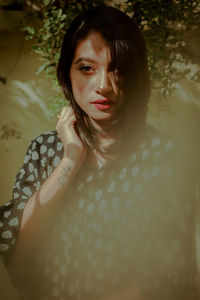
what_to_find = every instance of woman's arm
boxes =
[12,156,82,264]
[12,106,87,264]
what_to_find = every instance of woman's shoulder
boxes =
[133,125,178,161]
[123,125,180,179]
[144,125,177,149]
[23,130,64,170]
[30,130,61,145]
[28,130,64,153]
[121,126,181,192]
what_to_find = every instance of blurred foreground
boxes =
[0,6,199,300]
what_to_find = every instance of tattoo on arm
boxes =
[57,165,71,186]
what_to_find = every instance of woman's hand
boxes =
[56,106,87,168]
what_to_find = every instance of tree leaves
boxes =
[124,0,200,96]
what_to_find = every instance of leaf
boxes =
[42,33,52,41]
[43,0,51,6]
[58,8,62,19]
[61,14,66,21]
[36,61,49,74]
[23,26,35,35]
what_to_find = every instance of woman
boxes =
[0,6,199,300]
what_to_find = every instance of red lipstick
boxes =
[91,99,114,110]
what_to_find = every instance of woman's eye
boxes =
[79,66,94,74]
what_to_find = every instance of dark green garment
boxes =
[0,129,199,299]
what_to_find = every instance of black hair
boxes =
[57,6,150,154]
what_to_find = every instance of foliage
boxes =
[21,0,200,116]
[120,0,200,97]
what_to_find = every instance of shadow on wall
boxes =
[10,80,51,118]
[0,77,56,202]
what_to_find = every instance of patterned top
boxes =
[0,129,199,300]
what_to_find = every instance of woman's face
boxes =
[70,30,123,122]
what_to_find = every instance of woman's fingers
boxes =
[59,106,75,124]
[56,106,87,166]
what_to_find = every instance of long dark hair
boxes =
[57,6,150,154]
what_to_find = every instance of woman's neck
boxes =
[88,133,118,169]
[90,117,118,136]
[88,147,117,169]
[87,118,120,169]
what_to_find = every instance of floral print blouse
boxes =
[0,129,199,300]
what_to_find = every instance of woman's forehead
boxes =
[72,31,111,64]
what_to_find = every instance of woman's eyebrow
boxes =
[74,57,97,64]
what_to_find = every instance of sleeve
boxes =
[0,136,48,265]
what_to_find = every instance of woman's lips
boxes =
[91,99,114,110]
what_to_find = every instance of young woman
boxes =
[0,6,199,300]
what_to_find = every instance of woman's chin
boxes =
[89,113,115,123]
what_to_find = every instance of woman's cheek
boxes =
[76,77,89,95]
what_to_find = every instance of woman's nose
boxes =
[96,70,113,95]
